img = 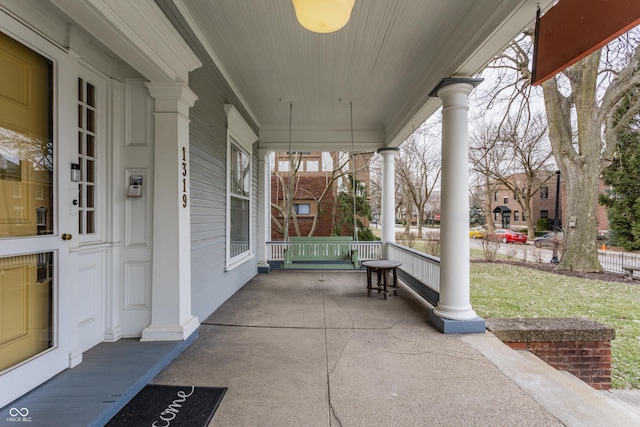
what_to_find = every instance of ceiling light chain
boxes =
[351,101,358,241]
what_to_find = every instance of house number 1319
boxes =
[182,146,188,208]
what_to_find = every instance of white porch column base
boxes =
[142,82,200,342]
[378,148,397,257]
[140,316,200,342]
[431,78,484,331]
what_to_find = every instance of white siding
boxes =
[163,5,260,320]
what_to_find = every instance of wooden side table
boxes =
[362,260,402,299]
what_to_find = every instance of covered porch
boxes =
[8,270,639,426]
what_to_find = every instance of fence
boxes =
[598,249,640,277]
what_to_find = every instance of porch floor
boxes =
[1,335,196,427]
[3,270,640,426]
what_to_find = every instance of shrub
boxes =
[481,236,500,261]
[536,217,551,232]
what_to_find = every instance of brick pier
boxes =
[486,318,615,390]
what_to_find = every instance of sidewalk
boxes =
[151,270,640,426]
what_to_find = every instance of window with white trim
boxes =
[225,104,257,269]
[229,141,250,259]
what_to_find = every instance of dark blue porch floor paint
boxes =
[0,332,197,427]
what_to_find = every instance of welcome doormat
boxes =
[106,385,227,427]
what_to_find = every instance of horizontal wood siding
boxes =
[156,0,258,321]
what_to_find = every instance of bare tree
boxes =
[395,130,441,237]
[479,29,640,272]
[271,151,372,238]
[470,113,554,239]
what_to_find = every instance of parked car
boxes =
[489,228,527,244]
[469,227,486,239]
[534,232,563,248]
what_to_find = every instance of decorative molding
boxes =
[225,104,258,153]
[50,0,202,82]
[124,261,150,310]
[146,82,198,115]
[125,78,152,147]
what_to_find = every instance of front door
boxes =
[0,30,69,391]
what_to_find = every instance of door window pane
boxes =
[0,32,53,237]
[77,78,97,235]
[0,252,54,372]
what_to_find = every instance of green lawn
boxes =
[470,261,640,389]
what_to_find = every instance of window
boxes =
[294,203,311,215]
[540,210,549,219]
[494,212,499,221]
[78,78,97,235]
[503,196,508,204]
[540,187,549,199]
[494,192,498,202]
[306,160,319,172]
[13,208,24,223]
[229,142,250,259]
[12,182,22,198]
[522,212,526,221]
[35,185,44,200]
[36,208,47,226]
[225,104,257,269]
[514,211,519,222]
[278,160,289,171]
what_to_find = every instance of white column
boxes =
[379,148,397,252]
[142,82,199,341]
[433,82,478,321]
[257,148,271,272]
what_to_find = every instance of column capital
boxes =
[145,82,198,113]
[377,147,398,156]
[429,77,483,98]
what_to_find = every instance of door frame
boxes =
[0,18,78,408]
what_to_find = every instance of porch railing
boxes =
[266,241,290,261]
[266,240,440,305]
[387,242,440,306]
[266,240,383,262]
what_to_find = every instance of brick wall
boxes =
[506,340,612,390]
[271,174,337,239]
[486,318,615,391]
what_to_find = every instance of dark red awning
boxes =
[532,0,640,86]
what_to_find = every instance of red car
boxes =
[490,228,527,244]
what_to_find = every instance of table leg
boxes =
[366,267,372,296]
[376,269,382,293]
[382,268,388,300]
[392,267,398,296]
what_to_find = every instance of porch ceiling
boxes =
[43,0,552,151]
[174,0,550,151]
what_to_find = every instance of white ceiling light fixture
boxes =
[292,0,355,33]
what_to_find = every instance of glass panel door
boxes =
[0,31,55,372]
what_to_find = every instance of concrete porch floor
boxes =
[152,270,640,426]
[4,270,640,426]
